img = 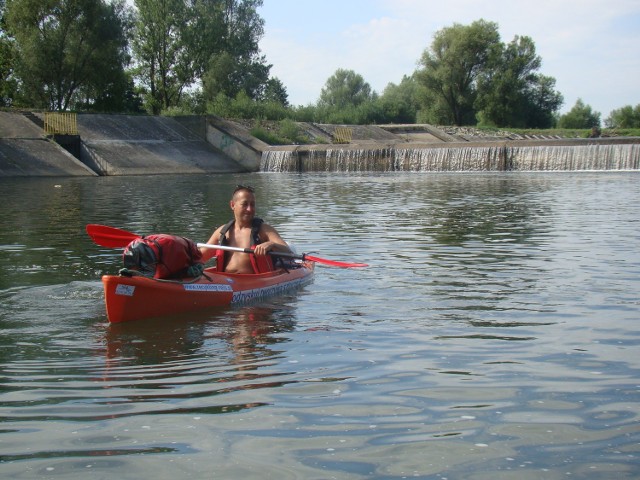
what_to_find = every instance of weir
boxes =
[261,140,640,172]
[3,112,639,176]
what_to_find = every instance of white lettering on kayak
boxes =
[231,277,310,304]
[183,284,233,292]
[115,284,135,296]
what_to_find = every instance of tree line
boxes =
[1,0,638,129]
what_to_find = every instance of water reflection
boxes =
[98,304,299,417]
[104,304,296,367]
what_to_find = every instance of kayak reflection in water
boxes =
[200,185,292,274]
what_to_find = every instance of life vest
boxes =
[214,218,275,274]
[123,234,204,279]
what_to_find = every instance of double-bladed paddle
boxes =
[86,224,368,268]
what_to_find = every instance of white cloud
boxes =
[260,0,640,115]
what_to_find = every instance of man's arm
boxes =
[253,223,291,256]
[199,225,223,261]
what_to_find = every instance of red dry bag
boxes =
[123,234,203,279]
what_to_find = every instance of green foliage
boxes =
[606,104,640,128]
[249,118,310,145]
[263,77,289,106]
[609,128,640,137]
[416,19,501,125]
[198,0,270,103]
[206,90,289,120]
[558,99,601,128]
[521,75,563,128]
[378,75,419,123]
[162,89,206,116]
[134,0,268,114]
[416,19,562,128]
[318,69,373,108]
[202,51,271,103]
[313,100,383,125]
[2,4,633,133]
[277,118,305,143]
[289,104,319,123]
[250,124,282,144]
[475,36,562,128]
[133,0,194,114]
[0,35,17,107]
[5,0,132,111]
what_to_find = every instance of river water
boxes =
[1,172,639,479]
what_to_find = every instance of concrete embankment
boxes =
[77,114,256,175]
[0,112,264,177]
[2,111,639,176]
[0,112,97,177]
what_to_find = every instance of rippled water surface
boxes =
[1,172,639,479]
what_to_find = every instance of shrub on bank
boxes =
[250,119,314,145]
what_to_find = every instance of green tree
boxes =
[0,26,17,107]
[476,36,562,128]
[416,19,501,125]
[5,0,131,111]
[202,51,237,102]
[133,0,269,113]
[558,98,601,128]
[477,36,533,126]
[197,0,270,104]
[263,77,288,106]
[378,74,419,123]
[202,51,270,105]
[522,74,563,128]
[606,104,640,128]
[133,0,195,114]
[318,69,373,109]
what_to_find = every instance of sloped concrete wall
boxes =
[0,112,252,177]
[77,114,247,175]
[0,112,96,177]
[204,116,269,172]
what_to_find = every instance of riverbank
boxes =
[2,111,639,176]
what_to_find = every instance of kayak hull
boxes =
[102,263,314,323]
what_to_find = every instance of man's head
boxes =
[232,185,254,199]
[230,185,256,224]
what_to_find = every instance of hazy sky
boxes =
[258,0,640,116]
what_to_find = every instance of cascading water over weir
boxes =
[261,141,640,172]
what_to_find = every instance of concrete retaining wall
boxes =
[0,112,253,177]
[3,111,640,176]
[204,116,268,172]
[76,114,248,176]
[0,112,97,177]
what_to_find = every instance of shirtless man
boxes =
[200,185,291,274]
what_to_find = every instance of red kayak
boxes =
[86,224,365,324]
[102,263,314,323]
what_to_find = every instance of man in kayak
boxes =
[200,185,292,274]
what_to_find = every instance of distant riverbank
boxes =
[2,111,640,176]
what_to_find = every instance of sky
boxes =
[257,0,640,116]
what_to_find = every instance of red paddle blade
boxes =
[304,254,368,268]
[86,224,141,248]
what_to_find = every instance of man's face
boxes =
[231,191,256,223]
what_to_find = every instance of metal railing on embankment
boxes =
[44,112,78,136]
